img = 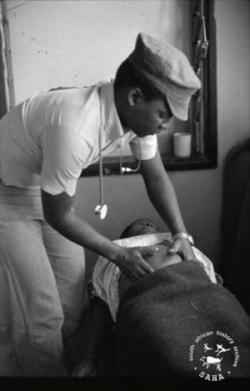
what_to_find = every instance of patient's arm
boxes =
[73,297,113,377]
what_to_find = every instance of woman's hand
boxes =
[115,247,156,281]
[168,238,196,261]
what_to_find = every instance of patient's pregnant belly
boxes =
[118,245,182,299]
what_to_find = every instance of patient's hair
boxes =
[120,218,160,239]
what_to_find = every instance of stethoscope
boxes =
[94,95,141,220]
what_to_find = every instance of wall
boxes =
[1,0,250,270]
[216,0,250,159]
[4,0,192,103]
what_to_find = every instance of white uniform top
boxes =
[89,233,218,322]
[0,80,157,196]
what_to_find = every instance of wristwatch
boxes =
[173,232,194,245]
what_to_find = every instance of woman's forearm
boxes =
[46,209,122,262]
[145,174,187,234]
[140,151,187,235]
[41,189,154,280]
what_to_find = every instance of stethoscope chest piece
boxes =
[95,204,108,220]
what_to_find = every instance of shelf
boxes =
[81,153,217,177]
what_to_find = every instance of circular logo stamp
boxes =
[189,330,240,381]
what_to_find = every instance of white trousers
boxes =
[0,183,86,376]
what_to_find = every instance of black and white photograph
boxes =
[0,0,249,389]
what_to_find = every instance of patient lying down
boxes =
[73,219,250,378]
[118,222,184,299]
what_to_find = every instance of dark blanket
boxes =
[114,261,250,377]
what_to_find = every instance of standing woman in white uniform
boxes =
[0,33,200,376]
